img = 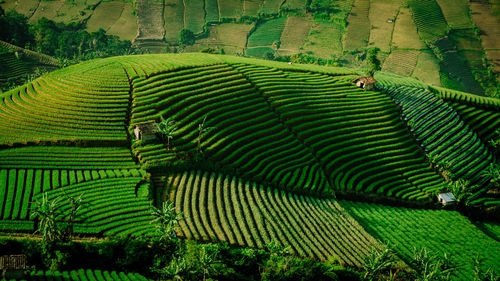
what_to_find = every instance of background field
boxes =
[0,0,500,94]
[2,0,499,93]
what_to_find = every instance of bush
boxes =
[261,255,341,281]
[178,29,195,45]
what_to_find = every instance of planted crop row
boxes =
[0,168,145,221]
[231,64,444,200]
[374,71,427,89]
[167,170,379,265]
[431,85,500,111]
[341,200,500,280]
[406,0,448,42]
[119,54,355,80]
[33,177,155,237]
[131,64,330,193]
[0,59,130,145]
[134,143,175,166]
[436,42,484,95]
[382,86,495,192]
[121,54,224,79]
[446,101,500,143]
[0,147,138,169]
[0,85,126,143]
[27,269,151,281]
[0,52,29,83]
[0,220,34,232]
[247,17,287,48]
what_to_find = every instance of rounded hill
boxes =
[0,54,499,279]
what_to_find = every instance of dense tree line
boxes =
[0,7,142,64]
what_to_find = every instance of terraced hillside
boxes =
[165,170,378,265]
[0,52,30,85]
[0,54,498,274]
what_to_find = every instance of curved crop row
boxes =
[431,86,500,111]
[382,86,496,198]
[0,147,138,169]
[0,60,130,145]
[0,168,145,221]
[231,64,444,200]
[33,177,154,236]
[446,101,500,144]
[0,52,29,83]
[166,170,379,266]
[131,64,330,194]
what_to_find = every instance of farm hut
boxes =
[437,192,456,206]
[1,254,26,279]
[134,122,158,142]
[353,76,377,90]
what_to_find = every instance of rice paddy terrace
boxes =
[0,54,499,278]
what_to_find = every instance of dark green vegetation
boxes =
[0,8,144,92]
[0,236,365,281]
[0,8,140,63]
[0,54,499,280]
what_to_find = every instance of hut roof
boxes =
[135,122,158,134]
[438,192,456,204]
[0,255,26,270]
[353,76,377,85]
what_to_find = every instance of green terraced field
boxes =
[380,86,494,188]
[0,54,498,277]
[0,52,30,85]
[342,200,500,280]
[166,170,378,266]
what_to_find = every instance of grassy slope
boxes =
[0,54,498,269]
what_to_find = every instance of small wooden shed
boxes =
[437,192,456,206]
[1,254,26,279]
[134,122,158,142]
[353,76,377,90]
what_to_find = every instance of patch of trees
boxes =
[178,29,196,46]
[0,8,142,64]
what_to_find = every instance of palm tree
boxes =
[159,257,188,281]
[60,190,89,237]
[362,244,396,281]
[411,247,457,281]
[446,179,479,207]
[30,193,62,242]
[199,244,221,281]
[366,47,381,76]
[482,163,500,189]
[197,115,213,154]
[157,116,177,151]
[150,200,184,241]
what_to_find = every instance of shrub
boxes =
[178,29,195,45]
[261,255,340,281]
